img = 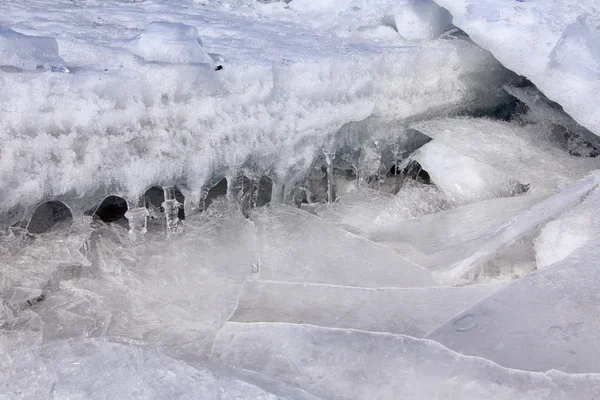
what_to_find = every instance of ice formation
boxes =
[1,0,600,398]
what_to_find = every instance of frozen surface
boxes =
[432,0,600,136]
[411,118,600,194]
[125,21,214,65]
[427,237,600,373]
[0,0,513,214]
[535,185,600,268]
[0,331,286,399]
[0,25,67,72]
[253,206,434,288]
[413,141,525,204]
[213,322,600,400]
[230,280,504,337]
[368,193,543,274]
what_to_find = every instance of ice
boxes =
[230,280,504,337]
[0,331,286,399]
[535,185,600,268]
[0,0,513,215]
[432,0,600,136]
[411,118,600,194]
[253,206,434,288]
[426,237,600,373]
[0,25,67,72]
[212,322,600,400]
[368,193,543,275]
[413,141,526,204]
[125,21,214,65]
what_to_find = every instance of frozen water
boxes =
[0,331,287,399]
[0,25,67,72]
[427,237,600,373]
[213,322,600,400]
[535,185,600,268]
[368,193,543,274]
[230,280,504,337]
[253,206,434,288]
[413,141,526,204]
[433,0,600,136]
[411,118,600,194]
[125,21,214,65]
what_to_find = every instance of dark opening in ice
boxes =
[174,186,186,220]
[205,178,228,210]
[94,196,129,228]
[28,201,73,234]
[256,176,274,207]
[403,161,432,185]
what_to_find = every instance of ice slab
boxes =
[0,331,286,399]
[0,25,67,72]
[125,21,214,65]
[535,184,600,268]
[213,322,600,400]
[426,237,600,373]
[432,0,600,136]
[253,206,434,288]
[414,141,526,204]
[230,280,504,337]
[12,212,258,359]
[411,118,600,193]
[368,192,543,273]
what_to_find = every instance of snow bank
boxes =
[0,25,67,72]
[125,21,214,65]
[432,0,600,136]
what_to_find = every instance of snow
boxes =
[432,0,600,136]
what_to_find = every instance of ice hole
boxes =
[144,186,166,232]
[205,178,228,210]
[256,176,274,207]
[93,195,129,228]
[403,161,432,185]
[174,186,185,220]
[27,201,73,234]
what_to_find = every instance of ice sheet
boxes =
[212,322,600,400]
[253,206,434,288]
[426,237,600,373]
[0,25,67,72]
[0,331,287,399]
[230,280,504,337]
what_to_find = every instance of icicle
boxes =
[271,181,284,205]
[323,150,335,204]
[250,179,260,208]
[162,186,180,235]
[125,196,149,238]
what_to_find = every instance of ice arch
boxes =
[93,195,129,228]
[27,201,73,234]
[204,178,228,210]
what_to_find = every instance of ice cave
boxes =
[1,0,600,399]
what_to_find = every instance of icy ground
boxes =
[2,0,600,399]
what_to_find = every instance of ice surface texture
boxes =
[0,25,67,72]
[427,237,600,373]
[432,0,600,136]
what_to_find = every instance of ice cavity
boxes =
[0,25,67,72]
[125,21,214,65]
[432,0,600,135]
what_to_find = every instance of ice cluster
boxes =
[1,0,600,398]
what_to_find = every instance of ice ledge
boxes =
[432,0,600,136]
